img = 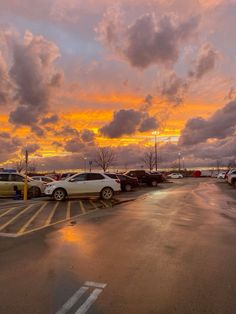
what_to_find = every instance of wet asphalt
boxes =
[1,178,236,314]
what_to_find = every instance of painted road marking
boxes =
[46,202,59,225]
[75,288,103,314]
[56,282,107,314]
[79,201,86,214]
[56,286,89,314]
[0,204,33,232]
[0,207,16,219]
[89,200,97,210]
[84,281,107,289]
[100,200,109,208]
[18,202,48,234]
[0,197,122,237]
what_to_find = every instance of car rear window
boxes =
[87,173,104,180]
[9,174,24,182]
[105,173,118,179]
[0,173,9,181]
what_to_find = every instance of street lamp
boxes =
[152,131,160,172]
[182,157,185,170]
[89,160,92,172]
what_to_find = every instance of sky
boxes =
[0,0,236,171]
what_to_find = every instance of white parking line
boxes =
[0,204,33,232]
[0,207,16,219]
[84,281,107,289]
[75,288,103,314]
[55,281,107,314]
[56,286,89,314]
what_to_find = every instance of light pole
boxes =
[182,157,185,170]
[152,131,159,172]
[178,152,181,172]
[89,161,92,172]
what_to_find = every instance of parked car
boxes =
[105,173,139,191]
[59,172,77,180]
[225,169,235,180]
[227,170,236,187]
[167,173,183,179]
[124,170,164,187]
[0,172,44,198]
[31,176,55,184]
[44,172,121,201]
[217,172,226,179]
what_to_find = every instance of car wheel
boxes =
[233,180,236,188]
[151,180,158,187]
[28,186,41,198]
[124,184,132,192]
[100,187,114,200]
[53,188,66,201]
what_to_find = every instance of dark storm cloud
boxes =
[41,114,59,125]
[64,137,85,153]
[4,30,62,133]
[0,132,10,138]
[31,125,45,136]
[140,94,153,111]
[98,8,200,69]
[189,44,217,79]
[139,116,158,132]
[22,143,40,154]
[55,125,79,137]
[80,129,95,143]
[0,52,11,106]
[160,72,189,106]
[100,92,160,139]
[50,72,63,87]
[227,87,236,100]
[179,100,236,146]
[9,106,38,125]
[0,136,22,162]
[100,109,143,138]
[124,14,199,69]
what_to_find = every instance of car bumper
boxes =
[44,189,54,196]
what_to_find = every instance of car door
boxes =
[67,173,89,195]
[87,173,106,193]
[8,174,25,196]
[0,173,10,197]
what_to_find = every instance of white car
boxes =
[167,173,183,179]
[31,176,55,184]
[217,172,226,179]
[44,172,121,201]
[227,170,236,186]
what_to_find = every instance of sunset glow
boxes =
[0,0,236,170]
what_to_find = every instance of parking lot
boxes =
[1,178,236,314]
[0,198,123,237]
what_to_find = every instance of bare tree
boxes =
[94,147,116,172]
[141,151,155,171]
[14,154,37,173]
[227,158,236,170]
[15,156,25,173]
[28,161,37,173]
